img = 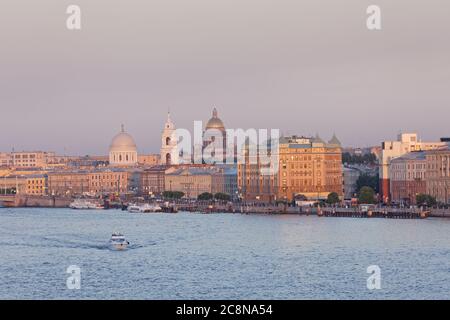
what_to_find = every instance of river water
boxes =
[0,208,449,299]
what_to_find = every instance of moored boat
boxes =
[127,204,141,213]
[140,203,162,213]
[69,199,104,210]
[127,203,162,213]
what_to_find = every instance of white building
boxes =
[379,133,445,203]
[160,112,179,165]
[0,152,12,167]
[109,125,138,167]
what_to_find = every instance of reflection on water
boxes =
[0,208,449,299]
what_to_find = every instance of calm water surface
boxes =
[0,208,449,299]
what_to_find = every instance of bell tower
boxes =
[160,112,179,165]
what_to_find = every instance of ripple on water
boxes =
[0,208,449,299]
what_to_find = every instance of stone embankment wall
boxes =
[15,195,71,208]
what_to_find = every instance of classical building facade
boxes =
[9,151,56,168]
[88,168,140,195]
[109,125,138,167]
[277,135,343,202]
[426,149,450,204]
[238,138,278,202]
[389,152,427,205]
[25,174,48,196]
[160,113,179,165]
[238,135,343,202]
[140,165,167,196]
[47,171,90,196]
[164,166,222,198]
[379,133,445,203]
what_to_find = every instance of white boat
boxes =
[127,203,162,213]
[140,203,162,213]
[127,204,141,213]
[69,199,104,210]
[109,233,129,250]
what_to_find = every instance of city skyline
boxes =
[1,0,449,154]
[0,109,448,156]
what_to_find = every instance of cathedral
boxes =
[109,125,138,166]
[203,107,227,163]
[159,107,228,165]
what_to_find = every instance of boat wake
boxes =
[0,237,155,251]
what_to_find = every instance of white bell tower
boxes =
[160,112,179,165]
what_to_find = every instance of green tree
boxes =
[214,193,231,201]
[294,194,308,201]
[358,186,376,204]
[163,191,185,199]
[416,194,437,207]
[356,173,379,194]
[342,152,377,165]
[326,192,340,205]
[198,192,214,200]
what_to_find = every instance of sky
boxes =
[0,0,449,155]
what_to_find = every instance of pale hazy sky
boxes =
[0,0,449,155]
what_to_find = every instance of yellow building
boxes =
[0,168,12,177]
[26,174,48,196]
[278,135,343,201]
[238,135,343,202]
[47,171,90,196]
[164,166,221,198]
[88,168,140,195]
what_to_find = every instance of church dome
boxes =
[109,125,137,152]
[205,107,225,131]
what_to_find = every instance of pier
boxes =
[318,207,429,219]
[175,202,434,219]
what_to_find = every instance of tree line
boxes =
[342,152,377,165]
[162,191,232,201]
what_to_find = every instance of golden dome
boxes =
[205,107,225,130]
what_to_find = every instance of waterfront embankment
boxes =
[1,194,450,218]
[0,195,71,208]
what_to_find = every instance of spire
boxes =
[121,124,125,132]
[312,133,325,144]
[163,110,175,130]
[212,107,218,118]
[328,133,341,146]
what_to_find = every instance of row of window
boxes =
[28,180,45,185]
[112,153,136,162]
[91,174,126,180]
